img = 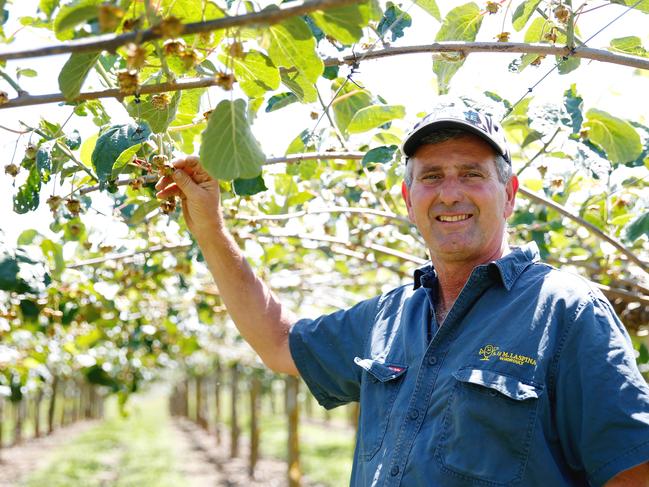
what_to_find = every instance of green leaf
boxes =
[40,239,64,280]
[0,245,49,294]
[58,51,100,100]
[13,165,41,214]
[36,145,52,183]
[331,77,373,135]
[268,16,324,103]
[40,0,59,18]
[377,2,412,41]
[80,132,98,167]
[265,92,298,112]
[557,55,580,74]
[362,145,398,166]
[17,229,40,245]
[583,109,642,165]
[512,0,542,31]
[128,199,161,226]
[433,3,483,94]
[111,143,143,178]
[347,104,405,134]
[126,92,180,133]
[199,99,266,181]
[170,88,205,154]
[53,0,101,40]
[638,343,649,364]
[91,123,151,183]
[16,68,37,78]
[609,36,648,57]
[228,50,280,99]
[233,174,268,196]
[610,0,649,14]
[563,84,583,134]
[310,3,367,44]
[626,212,649,242]
[413,0,441,20]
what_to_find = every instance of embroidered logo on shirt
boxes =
[479,344,537,366]
[387,366,405,373]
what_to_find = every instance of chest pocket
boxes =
[354,357,407,461]
[435,367,543,485]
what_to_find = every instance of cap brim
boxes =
[402,120,505,159]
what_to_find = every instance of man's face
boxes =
[402,134,518,267]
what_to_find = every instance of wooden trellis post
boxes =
[249,372,261,478]
[286,376,301,487]
[48,376,58,434]
[33,389,43,438]
[230,362,240,458]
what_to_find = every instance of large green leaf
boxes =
[563,84,583,134]
[583,109,642,165]
[265,92,298,112]
[40,239,64,280]
[199,99,265,181]
[126,92,180,133]
[610,0,649,14]
[53,0,101,40]
[347,104,405,134]
[268,16,323,103]
[279,68,318,103]
[433,3,483,94]
[58,51,101,100]
[233,174,268,196]
[13,165,41,214]
[170,88,206,154]
[609,36,648,57]
[310,3,368,44]
[377,2,412,41]
[0,244,50,294]
[413,0,441,20]
[227,50,280,99]
[91,123,151,183]
[512,0,542,31]
[626,211,649,242]
[331,77,373,135]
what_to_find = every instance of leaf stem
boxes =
[0,69,27,96]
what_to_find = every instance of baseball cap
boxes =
[401,98,511,164]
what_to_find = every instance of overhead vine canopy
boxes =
[0,0,648,401]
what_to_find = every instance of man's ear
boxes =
[504,175,519,218]
[402,181,415,222]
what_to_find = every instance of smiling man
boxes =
[157,98,649,486]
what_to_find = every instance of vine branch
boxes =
[0,0,360,61]
[2,43,649,109]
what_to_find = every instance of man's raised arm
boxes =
[156,156,298,376]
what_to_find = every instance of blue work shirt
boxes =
[289,243,649,486]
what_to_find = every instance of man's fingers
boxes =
[171,168,200,192]
[156,184,182,200]
[155,175,173,191]
[172,156,201,171]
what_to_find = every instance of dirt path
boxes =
[0,421,99,487]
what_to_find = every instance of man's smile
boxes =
[436,213,473,222]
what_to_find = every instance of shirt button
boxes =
[409,409,419,420]
[428,356,437,366]
[390,465,400,476]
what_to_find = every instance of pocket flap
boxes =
[354,357,407,382]
[453,368,542,401]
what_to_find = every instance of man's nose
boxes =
[437,178,463,205]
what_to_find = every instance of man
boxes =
[156,99,649,486]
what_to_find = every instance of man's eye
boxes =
[465,172,483,178]
[421,174,440,180]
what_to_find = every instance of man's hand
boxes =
[155,156,223,237]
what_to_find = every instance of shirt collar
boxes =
[412,242,540,291]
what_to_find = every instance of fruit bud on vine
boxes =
[46,195,63,212]
[126,43,147,70]
[486,1,500,14]
[122,16,142,31]
[25,143,38,159]
[163,39,186,56]
[544,27,558,43]
[68,222,82,236]
[160,198,177,214]
[530,55,546,66]
[99,3,124,32]
[117,69,139,95]
[554,4,570,24]
[179,49,200,69]
[4,163,19,177]
[66,198,82,216]
[154,16,184,38]
[203,109,213,120]
[198,31,213,45]
[0,91,8,105]
[159,164,174,177]
[310,111,319,120]
[151,154,168,170]
[496,32,510,42]
[129,176,145,190]
[151,93,171,110]
[215,71,236,91]
[228,41,245,59]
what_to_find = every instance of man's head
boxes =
[400,100,518,268]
